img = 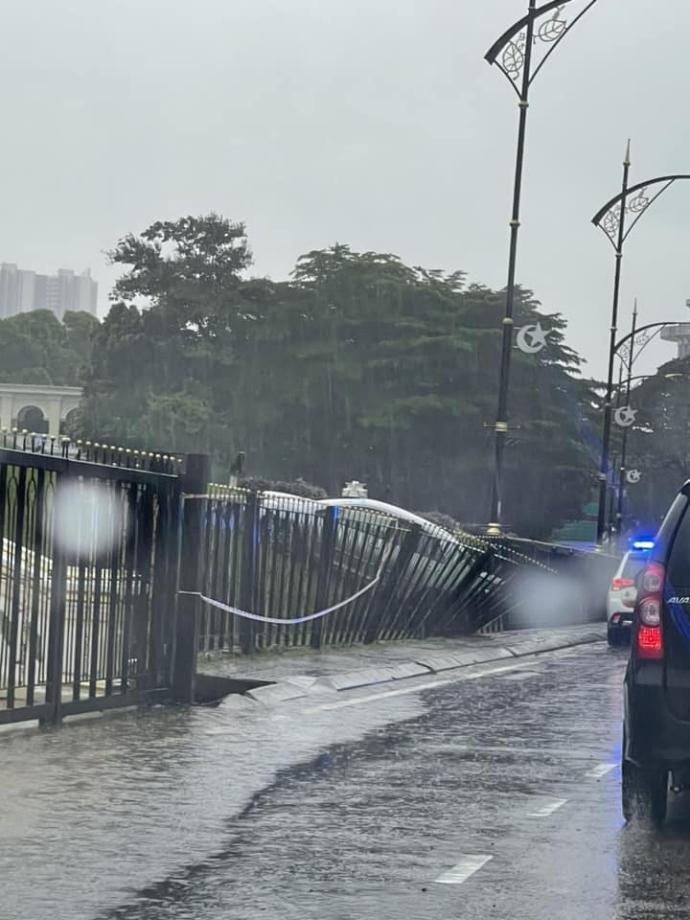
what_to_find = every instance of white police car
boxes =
[607,539,653,646]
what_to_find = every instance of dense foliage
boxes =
[616,356,690,534]
[0,310,99,386]
[73,214,601,539]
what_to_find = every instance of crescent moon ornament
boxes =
[614,406,638,428]
[626,469,642,485]
[516,322,550,355]
[628,186,650,214]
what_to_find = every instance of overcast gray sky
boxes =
[1,0,688,376]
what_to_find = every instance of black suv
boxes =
[623,485,690,823]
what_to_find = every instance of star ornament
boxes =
[516,322,550,355]
[614,406,638,429]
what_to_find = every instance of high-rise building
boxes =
[0,263,98,320]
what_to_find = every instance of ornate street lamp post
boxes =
[484,0,598,535]
[613,311,678,541]
[592,168,690,543]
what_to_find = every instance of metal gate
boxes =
[0,440,181,725]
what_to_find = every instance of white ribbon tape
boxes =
[179,571,381,625]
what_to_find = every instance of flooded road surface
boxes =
[5,643,690,919]
[1,672,425,920]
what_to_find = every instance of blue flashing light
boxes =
[632,539,655,551]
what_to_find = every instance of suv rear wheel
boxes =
[607,626,622,647]
[622,759,668,825]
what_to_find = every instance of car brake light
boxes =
[635,562,665,660]
[612,577,635,591]
[638,625,663,658]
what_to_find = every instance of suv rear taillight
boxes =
[612,577,635,591]
[639,597,661,626]
[635,561,664,660]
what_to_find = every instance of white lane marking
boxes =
[306,662,533,712]
[528,798,568,817]
[586,762,617,779]
[435,854,493,885]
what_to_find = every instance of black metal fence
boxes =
[0,428,181,473]
[0,443,181,725]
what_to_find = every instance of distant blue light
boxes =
[632,539,654,550]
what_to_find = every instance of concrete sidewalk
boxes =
[198,623,606,705]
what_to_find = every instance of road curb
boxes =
[244,627,606,703]
[245,682,308,704]
[314,668,397,692]
[415,647,514,674]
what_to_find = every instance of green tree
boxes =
[0,309,98,386]
[78,214,272,457]
[231,243,597,537]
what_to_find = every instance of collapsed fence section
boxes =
[191,490,571,657]
[0,446,182,725]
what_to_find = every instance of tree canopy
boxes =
[76,213,603,539]
[0,309,99,386]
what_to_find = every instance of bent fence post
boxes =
[363,524,422,644]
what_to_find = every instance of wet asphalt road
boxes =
[5,642,690,919]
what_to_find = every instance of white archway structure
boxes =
[0,383,82,436]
